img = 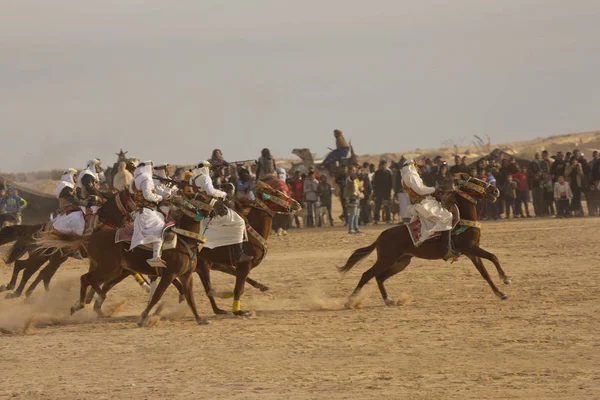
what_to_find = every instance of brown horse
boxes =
[196,181,301,316]
[0,189,137,298]
[339,177,510,307]
[35,197,210,326]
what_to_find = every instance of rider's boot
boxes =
[233,243,253,264]
[441,230,459,261]
[147,241,167,268]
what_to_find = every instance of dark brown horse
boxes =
[339,177,510,307]
[196,181,301,316]
[0,189,137,298]
[34,198,210,326]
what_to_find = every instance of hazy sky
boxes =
[2,0,599,172]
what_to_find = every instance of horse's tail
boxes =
[5,239,28,264]
[0,224,39,246]
[33,230,90,257]
[338,241,377,273]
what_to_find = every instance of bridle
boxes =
[254,191,294,217]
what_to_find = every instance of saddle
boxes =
[406,204,461,246]
[115,220,178,251]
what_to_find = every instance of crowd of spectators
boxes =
[199,146,600,236]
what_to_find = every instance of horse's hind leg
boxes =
[196,260,228,315]
[25,254,68,297]
[93,270,132,316]
[179,270,209,325]
[232,261,251,316]
[345,260,394,308]
[376,256,412,306]
[138,272,176,327]
[467,255,507,300]
[468,246,511,284]
[6,257,47,299]
[211,263,269,292]
[4,258,29,291]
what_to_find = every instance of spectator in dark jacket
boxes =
[529,160,543,216]
[372,160,393,224]
[550,151,567,182]
[359,168,372,225]
[317,175,334,226]
[450,155,468,175]
[335,166,349,223]
[502,175,517,219]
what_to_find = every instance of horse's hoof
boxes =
[500,294,508,300]
[196,318,211,325]
[0,285,7,292]
[5,292,19,300]
[214,309,229,315]
[70,304,84,315]
[503,277,511,285]
[137,320,144,328]
[234,310,250,317]
[259,286,270,292]
[384,297,396,307]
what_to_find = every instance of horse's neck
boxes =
[455,194,478,221]
[247,208,272,240]
[179,216,200,233]
[97,197,118,224]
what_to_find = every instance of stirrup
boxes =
[442,249,460,262]
[147,258,167,268]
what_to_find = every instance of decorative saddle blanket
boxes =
[115,220,178,250]
[406,204,461,246]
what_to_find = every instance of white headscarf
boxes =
[191,160,211,182]
[131,161,154,190]
[56,168,77,198]
[276,167,287,182]
[154,163,169,180]
[400,159,418,177]
[78,158,100,187]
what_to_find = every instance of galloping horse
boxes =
[340,177,510,307]
[85,181,300,318]
[34,197,212,326]
[196,180,301,315]
[0,190,137,298]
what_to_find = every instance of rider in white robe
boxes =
[190,161,252,263]
[153,163,179,218]
[401,160,458,260]
[129,161,168,267]
[77,158,103,214]
[52,169,92,235]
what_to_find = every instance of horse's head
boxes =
[254,181,301,214]
[456,177,500,203]
[97,190,137,227]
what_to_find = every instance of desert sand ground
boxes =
[0,215,598,399]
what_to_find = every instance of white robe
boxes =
[52,212,85,236]
[130,173,165,250]
[52,173,85,235]
[402,166,452,244]
[77,167,100,214]
[191,174,246,249]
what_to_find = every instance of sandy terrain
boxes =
[0,216,598,399]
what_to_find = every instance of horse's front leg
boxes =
[466,255,507,300]
[468,246,511,285]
